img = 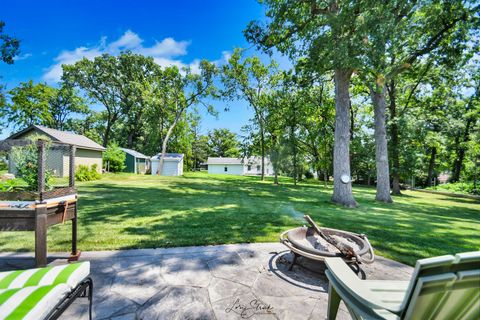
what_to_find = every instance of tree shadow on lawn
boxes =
[70,181,480,266]
[436,196,480,205]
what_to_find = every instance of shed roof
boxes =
[207,156,270,165]
[8,125,105,151]
[120,148,149,159]
[151,153,184,161]
[207,157,243,165]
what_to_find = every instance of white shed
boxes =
[207,157,244,175]
[206,157,275,176]
[150,153,184,176]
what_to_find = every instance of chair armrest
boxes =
[325,258,404,313]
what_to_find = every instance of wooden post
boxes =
[37,140,46,195]
[35,205,48,267]
[71,201,78,257]
[69,144,80,260]
[69,145,76,187]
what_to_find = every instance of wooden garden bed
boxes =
[0,139,80,266]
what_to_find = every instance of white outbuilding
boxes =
[150,153,184,176]
[207,157,274,176]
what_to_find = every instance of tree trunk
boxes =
[387,80,402,195]
[103,121,112,147]
[271,135,279,185]
[291,125,297,186]
[371,86,393,203]
[349,101,354,140]
[293,148,298,185]
[451,118,472,182]
[426,147,437,187]
[331,69,357,207]
[127,133,134,149]
[158,112,181,175]
[260,124,265,181]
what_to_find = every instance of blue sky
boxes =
[0,0,273,138]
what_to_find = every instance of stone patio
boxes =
[0,243,413,320]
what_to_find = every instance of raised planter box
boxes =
[0,138,80,266]
[0,187,77,201]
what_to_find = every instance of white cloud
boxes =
[215,51,231,65]
[108,30,143,51]
[152,57,186,69]
[43,46,102,82]
[42,30,206,83]
[13,53,32,61]
[139,38,189,57]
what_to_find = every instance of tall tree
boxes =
[222,49,280,181]
[0,21,20,64]
[48,82,88,130]
[189,111,209,170]
[154,61,218,175]
[63,54,123,147]
[296,78,335,186]
[207,128,241,158]
[115,52,159,149]
[2,81,88,130]
[5,80,55,128]
[0,20,20,130]
[245,1,372,207]
[63,52,159,148]
[364,1,475,200]
[450,69,479,182]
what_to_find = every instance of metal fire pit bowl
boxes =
[280,226,375,269]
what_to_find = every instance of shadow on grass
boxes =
[74,178,480,266]
[1,173,479,267]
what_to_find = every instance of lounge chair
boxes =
[325,251,480,320]
[0,262,92,320]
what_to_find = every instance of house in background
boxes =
[150,153,184,176]
[207,157,274,176]
[7,125,105,177]
[120,148,150,174]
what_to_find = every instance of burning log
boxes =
[303,215,358,261]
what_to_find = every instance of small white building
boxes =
[207,157,274,176]
[150,153,184,176]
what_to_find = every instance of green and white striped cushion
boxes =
[0,262,89,290]
[0,284,69,320]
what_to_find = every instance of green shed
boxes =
[120,148,150,174]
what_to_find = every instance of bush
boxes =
[304,170,314,179]
[11,137,53,191]
[0,179,18,192]
[103,144,126,173]
[0,159,7,171]
[427,182,476,195]
[75,164,101,182]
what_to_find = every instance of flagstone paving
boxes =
[0,243,413,319]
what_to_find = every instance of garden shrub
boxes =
[0,179,18,192]
[75,164,101,182]
[11,137,53,191]
[0,159,7,171]
[103,144,126,172]
[427,182,476,195]
[304,170,314,179]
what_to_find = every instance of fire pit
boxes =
[280,216,374,271]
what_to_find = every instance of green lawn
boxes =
[1,172,479,266]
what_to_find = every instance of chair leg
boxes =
[87,278,93,320]
[327,281,341,320]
